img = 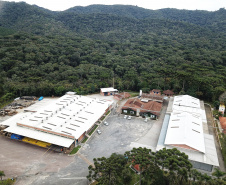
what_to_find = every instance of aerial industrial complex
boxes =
[0,90,220,172]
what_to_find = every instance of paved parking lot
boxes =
[29,114,155,185]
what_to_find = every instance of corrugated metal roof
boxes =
[100,87,118,92]
[2,94,113,147]
[163,134,219,167]
[157,95,219,167]
[164,112,205,153]
[173,95,200,108]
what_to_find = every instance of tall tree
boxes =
[125,147,153,185]
[0,171,5,181]
[87,153,127,185]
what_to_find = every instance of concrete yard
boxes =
[0,135,74,184]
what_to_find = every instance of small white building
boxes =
[100,87,118,96]
[219,104,225,115]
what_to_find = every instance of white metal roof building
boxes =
[100,87,118,93]
[173,95,200,108]
[157,95,219,172]
[100,87,118,96]
[164,112,205,153]
[2,94,113,148]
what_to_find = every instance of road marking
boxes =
[77,152,94,167]
[42,145,53,157]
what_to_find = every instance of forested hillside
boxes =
[0,1,225,104]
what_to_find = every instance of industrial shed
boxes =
[100,87,118,96]
[156,95,219,172]
[1,94,113,150]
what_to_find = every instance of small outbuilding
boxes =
[150,89,161,96]
[100,87,118,96]
[163,90,174,97]
[219,104,225,115]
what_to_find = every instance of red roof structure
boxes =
[122,98,162,116]
[114,92,131,100]
[141,93,164,102]
[163,90,174,96]
[219,117,226,134]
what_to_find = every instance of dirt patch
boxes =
[0,136,74,180]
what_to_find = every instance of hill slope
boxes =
[0,2,225,103]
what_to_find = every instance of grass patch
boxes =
[0,178,15,185]
[130,93,139,97]
[90,181,98,185]
[100,111,111,121]
[88,125,98,136]
[0,99,14,109]
[82,137,88,143]
[70,145,81,155]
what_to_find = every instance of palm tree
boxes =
[0,171,5,181]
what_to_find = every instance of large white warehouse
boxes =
[1,94,113,151]
[157,95,219,172]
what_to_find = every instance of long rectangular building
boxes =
[157,95,219,172]
[2,94,113,148]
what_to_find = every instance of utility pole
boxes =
[112,71,114,88]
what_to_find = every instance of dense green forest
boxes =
[0,1,225,104]
[87,148,226,185]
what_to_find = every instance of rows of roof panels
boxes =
[164,111,205,153]
[173,95,200,108]
[3,94,112,146]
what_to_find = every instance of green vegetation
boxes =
[88,125,98,136]
[0,171,5,181]
[0,179,15,185]
[87,147,226,185]
[0,2,225,103]
[0,171,14,185]
[220,134,226,168]
[81,137,88,143]
[69,145,81,155]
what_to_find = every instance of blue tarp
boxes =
[38,96,43,101]
[11,134,24,140]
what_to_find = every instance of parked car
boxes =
[104,121,109,126]
[124,115,128,119]
[128,116,132,120]
[97,130,101,134]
